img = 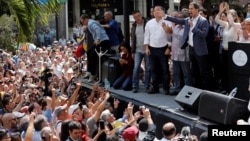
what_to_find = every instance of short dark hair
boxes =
[189,2,200,10]
[34,115,48,131]
[211,9,219,15]
[2,94,12,108]
[68,121,81,131]
[154,5,165,12]
[199,8,207,16]
[132,10,141,15]
[247,2,250,7]
[81,14,89,19]
[119,41,131,54]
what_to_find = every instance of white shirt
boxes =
[188,15,199,47]
[215,12,240,50]
[159,137,171,141]
[144,18,171,47]
[59,38,67,47]
[238,30,250,43]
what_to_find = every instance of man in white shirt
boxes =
[238,18,250,42]
[144,5,171,95]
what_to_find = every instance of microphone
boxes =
[228,87,237,97]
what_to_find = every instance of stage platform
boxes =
[81,80,214,139]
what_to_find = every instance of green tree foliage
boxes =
[0,0,63,43]
[0,14,16,52]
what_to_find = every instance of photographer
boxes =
[167,125,198,141]
[39,67,53,97]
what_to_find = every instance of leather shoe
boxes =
[169,90,179,96]
[164,90,170,95]
[132,87,138,93]
[148,88,159,94]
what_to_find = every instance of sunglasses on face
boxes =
[9,118,17,122]
[73,68,79,71]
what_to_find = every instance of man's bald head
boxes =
[2,113,16,129]
[162,122,176,139]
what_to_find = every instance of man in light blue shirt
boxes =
[80,14,110,83]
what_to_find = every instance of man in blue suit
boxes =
[165,2,212,90]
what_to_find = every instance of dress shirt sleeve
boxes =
[144,22,150,45]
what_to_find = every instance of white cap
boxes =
[68,103,80,115]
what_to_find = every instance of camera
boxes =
[39,68,53,96]
[178,126,193,141]
[39,68,52,81]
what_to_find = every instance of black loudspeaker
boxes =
[175,85,203,113]
[102,56,121,86]
[228,42,250,100]
[198,90,249,125]
[108,56,121,86]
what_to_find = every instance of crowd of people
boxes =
[1,0,250,141]
[0,42,208,141]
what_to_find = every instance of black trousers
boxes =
[87,40,110,76]
[189,47,212,90]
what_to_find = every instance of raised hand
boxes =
[219,2,226,13]
[224,2,230,12]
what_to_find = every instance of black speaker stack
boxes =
[175,85,249,125]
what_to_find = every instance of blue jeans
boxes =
[113,76,132,90]
[172,60,192,91]
[132,52,151,89]
[149,47,170,90]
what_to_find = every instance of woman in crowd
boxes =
[215,2,240,93]
[112,42,134,91]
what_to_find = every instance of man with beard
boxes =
[80,14,110,83]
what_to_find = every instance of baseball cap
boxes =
[53,41,58,44]
[100,109,111,121]
[13,111,25,118]
[54,105,67,117]
[82,105,89,115]
[68,103,80,115]
[122,126,139,141]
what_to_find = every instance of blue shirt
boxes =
[87,19,109,43]
[43,109,52,122]
[106,19,120,46]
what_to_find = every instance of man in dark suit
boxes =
[165,2,212,90]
